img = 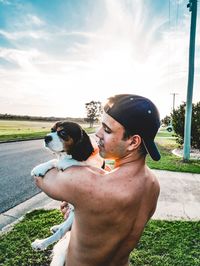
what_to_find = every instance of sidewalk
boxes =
[152,170,200,220]
[1,169,200,233]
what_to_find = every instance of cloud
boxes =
[0,47,42,70]
[27,14,45,26]
[62,0,199,118]
[0,0,199,118]
[0,29,49,40]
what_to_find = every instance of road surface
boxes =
[0,140,54,213]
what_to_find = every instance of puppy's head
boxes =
[45,121,94,161]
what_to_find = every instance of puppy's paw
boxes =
[50,224,60,233]
[31,239,47,251]
[31,164,47,177]
[31,160,58,177]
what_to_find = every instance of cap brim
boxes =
[142,139,161,161]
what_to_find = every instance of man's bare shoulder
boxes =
[145,166,160,192]
[58,165,107,193]
[62,165,107,179]
[109,164,160,200]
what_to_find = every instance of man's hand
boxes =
[33,175,43,189]
[104,164,112,172]
[60,201,71,220]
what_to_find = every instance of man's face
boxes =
[96,112,129,160]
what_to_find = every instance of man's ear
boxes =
[127,135,142,151]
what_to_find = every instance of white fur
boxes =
[31,131,103,265]
[45,132,64,152]
[31,132,81,177]
[31,134,102,177]
[50,232,71,266]
[31,204,74,251]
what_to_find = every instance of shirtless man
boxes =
[34,94,160,266]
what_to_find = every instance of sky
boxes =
[0,0,199,119]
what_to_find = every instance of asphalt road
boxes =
[0,139,54,213]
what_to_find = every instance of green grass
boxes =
[157,129,174,138]
[146,136,200,173]
[0,120,52,141]
[130,220,200,266]
[0,210,199,266]
[0,210,63,266]
[0,120,97,141]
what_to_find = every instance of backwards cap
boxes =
[104,94,161,161]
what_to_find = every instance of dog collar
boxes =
[101,160,105,169]
[90,147,99,157]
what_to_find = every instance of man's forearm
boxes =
[33,168,65,201]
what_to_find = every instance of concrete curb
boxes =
[172,148,200,160]
[0,137,44,144]
[0,192,60,234]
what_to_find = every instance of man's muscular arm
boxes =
[33,165,106,205]
[33,166,86,204]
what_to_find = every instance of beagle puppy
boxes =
[31,121,104,259]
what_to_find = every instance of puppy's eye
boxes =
[51,128,56,133]
[59,130,67,138]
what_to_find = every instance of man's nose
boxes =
[44,135,52,144]
[95,127,103,139]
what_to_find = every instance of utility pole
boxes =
[183,0,197,161]
[170,93,178,112]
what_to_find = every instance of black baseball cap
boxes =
[104,94,161,161]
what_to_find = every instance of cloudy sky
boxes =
[0,0,199,119]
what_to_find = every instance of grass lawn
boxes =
[0,210,199,266]
[156,129,174,138]
[0,120,96,141]
[0,120,52,141]
[130,219,200,266]
[146,133,200,173]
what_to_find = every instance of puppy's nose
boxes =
[44,135,52,144]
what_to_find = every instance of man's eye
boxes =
[104,127,111,133]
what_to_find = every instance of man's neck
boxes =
[114,152,145,168]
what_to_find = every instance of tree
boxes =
[171,101,200,149]
[85,101,102,127]
[161,115,171,126]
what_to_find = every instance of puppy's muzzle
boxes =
[44,135,52,144]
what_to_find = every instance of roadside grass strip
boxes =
[0,209,199,266]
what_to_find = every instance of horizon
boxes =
[0,0,200,120]
[0,112,86,119]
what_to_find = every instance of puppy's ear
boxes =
[51,121,62,132]
[71,130,94,161]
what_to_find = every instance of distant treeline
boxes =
[0,113,86,123]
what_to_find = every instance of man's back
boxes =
[66,163,160,266]
[33,94,161,266]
